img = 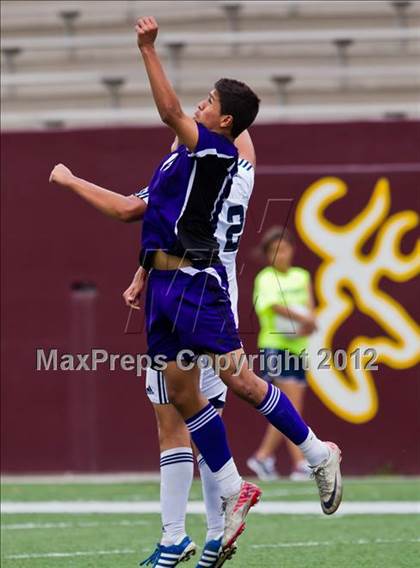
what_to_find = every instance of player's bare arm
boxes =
[171,136,179,152]
[123,266,147,309]
[234,130,256,168]
[298,281,318,336]
[49,163,146,222]
[136,16,198,151]
[273,303,316,332]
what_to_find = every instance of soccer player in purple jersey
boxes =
[48,131,255,567]
[122,15,343,563]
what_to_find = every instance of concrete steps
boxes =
[1,0,419,129]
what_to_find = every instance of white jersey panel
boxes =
[215,159,254,325]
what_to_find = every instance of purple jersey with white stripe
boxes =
[140,123,238,269]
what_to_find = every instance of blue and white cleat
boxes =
[196,537,237,568]
[141,536,197,567]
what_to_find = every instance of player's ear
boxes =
[220,114,233,131]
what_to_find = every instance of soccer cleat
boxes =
[311,442,343,515]
[195,537,237,568]
[221,480,262,549]
[140,536,197,567]
[246,455,279,481]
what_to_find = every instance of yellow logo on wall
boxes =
[295,177,420,424]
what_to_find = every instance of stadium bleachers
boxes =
[1,0,419,129]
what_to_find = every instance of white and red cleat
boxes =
[221,481,262,550]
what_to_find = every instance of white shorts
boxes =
[145,366,227,406]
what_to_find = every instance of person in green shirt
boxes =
[247,225,317,481]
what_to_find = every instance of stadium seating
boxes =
[1,0,419,129]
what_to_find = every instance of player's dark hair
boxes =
[261,225,295,255]
[215,78,260,138]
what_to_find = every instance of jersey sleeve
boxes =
[133,186,149,204]
[253,270,281,315]
[235,159,255,199]
[193,123,238,160]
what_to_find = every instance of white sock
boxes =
[160,447,194,546]
[213,457,242,499]
[298,428,330,466]
[197,454,224,542]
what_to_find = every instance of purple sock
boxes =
[256,383,309,444]
[185,404,232,472]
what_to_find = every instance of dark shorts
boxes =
[146,264,241,364]
[261,348,307,384]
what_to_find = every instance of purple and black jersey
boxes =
[140,123,238,269]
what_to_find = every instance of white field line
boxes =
[251,537,420,549]
[5,539,420,560]
[0,473,161,484]
[1,520,148,530]
[6,549,136,560]
[1,501,419,515]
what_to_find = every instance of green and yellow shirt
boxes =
[253,266,311,354]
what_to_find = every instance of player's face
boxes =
[268,239,294,271]
[194,90,232,133]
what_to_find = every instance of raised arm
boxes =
[235,130,256,167]
[136,17,198,151]
[49,164,147,223]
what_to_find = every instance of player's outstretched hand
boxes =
[49,163,74,186]
[136,16,158,50]
[123,267,147,310]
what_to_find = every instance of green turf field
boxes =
[1,477,419,567]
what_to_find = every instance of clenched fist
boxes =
[123,267,147,309]
[135,16,158,49]
[49,163,74,186]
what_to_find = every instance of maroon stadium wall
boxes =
[2,120,419,474]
